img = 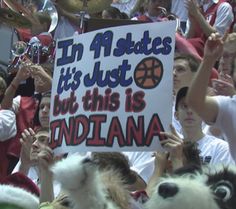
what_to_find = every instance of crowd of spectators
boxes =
[0,0,236,208]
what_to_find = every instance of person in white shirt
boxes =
[187,32,236,162]
[173,87,234,165]
[15,128,57,202]
[172,53,201,134]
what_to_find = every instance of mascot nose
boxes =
[158,182,179,198]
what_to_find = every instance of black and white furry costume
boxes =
[52,155,236,209]
[146,173,218,209]
[146,165,236,209]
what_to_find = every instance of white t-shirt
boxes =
[213,95,236,161]
[197,134,235,165]
[0,109,17,141]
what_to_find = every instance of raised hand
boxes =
[30,64,52,93]
[152,151,169,172]
[159,125,184,169]
[38,145,54,171]
[204,32,225,60]
[15,59,32,82]
[19,128,36,174]
[20,128,36,164]
[212,76,236,96]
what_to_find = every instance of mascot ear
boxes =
[51,155,95,191]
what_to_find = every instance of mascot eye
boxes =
[213,181,233,202]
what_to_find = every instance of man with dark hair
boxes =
[153,86,234,170]
[172,86,234,165]
[16,128,54,202]
[173,53,201,95]
[172,52,219,134]
[172,53,202,134]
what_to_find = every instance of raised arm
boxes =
[1,65,30,109]
[38,145,54,203]
[186,33,224,124]
[18,128,36,175]
[185,0,217,38]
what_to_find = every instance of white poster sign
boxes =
[50,21,176,153]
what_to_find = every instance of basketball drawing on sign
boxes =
[134,57,163,89]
